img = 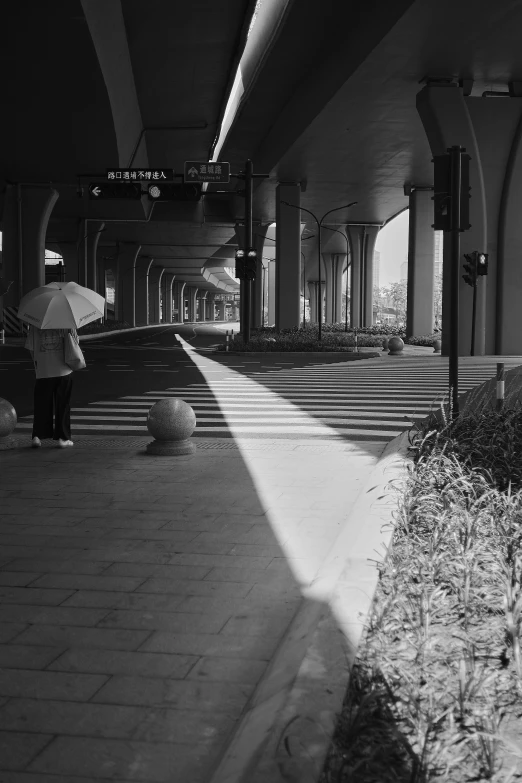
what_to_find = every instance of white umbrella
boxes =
[18,282,105,330]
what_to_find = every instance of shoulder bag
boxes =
[64,331,86,371]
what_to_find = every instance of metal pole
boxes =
[345,260,349,332]
[244,159,253,344]
[470,278,477,356]
[17,184,23,305]
[318,221,322,341]
[449,146,462,420]
[497,363,505,412]
[301,251,306,327]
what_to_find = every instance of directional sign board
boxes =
[184,161,230,183]
[88,183,142,200]
[106,169,174,181]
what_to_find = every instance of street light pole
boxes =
[281,202,357,340]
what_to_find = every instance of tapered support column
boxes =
[162,272,175,323]
[406,190,435,337]
[114,244,140,327]
[215,300,226,320]
[2,184,59,310]
[186,287,198,321]
[231,305,239,321]
[95,245,107,297]
[323,253,346,324]
[148,266,164,325]
[267,260,276,326]
[173,281,186,322]
[197,292,207,321]
[275,183,301,330]
[135,257,154,326]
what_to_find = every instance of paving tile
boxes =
[0,771,116,782]
[0,572,41,587]
[186,656,267,685]
[0,644,64,670]
[0,623,29,644]
[140,632,280,660]
[102,562,212,580]
[167,553,273,569]
[97,609,230,633]
[204,566,299,585]
[0,669,108,700]
[62,591,186,612]
[0,586,75,605]
[0,559,112,575]
[175,595,297,615]
[102,528,199,542]
[12,625,151,651]
[132,540,234,555]
[80,516,168,530]
[0,698,152,739]
[0,604,109,627]
[30,574,147,592]
[47,648,197,678]
[219,613,293,639]
[0,730,54,771]
[135,578,253,598]
[131,706,237,744]
[27,735,218,781]
[90,675,251,718]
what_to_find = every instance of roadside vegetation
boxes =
[321,381,522,782]
[215,324,441,352]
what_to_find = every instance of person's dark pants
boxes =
[32,375,73,440]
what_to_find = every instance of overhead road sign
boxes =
[184,161,230,183]
[147,183,202,202]
[88,182,142,200]
[106,169,174,181]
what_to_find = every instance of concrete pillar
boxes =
[162,272,175,323]
[135,256,154,326]
[416,81,522,356]
[216,300,226,320]
[2,184,59,309]
[347,226,378,327]
[197,293,207,321]
[113,244,140,327]
[58,243,80,285]
[206,292,216,321]
[95,244,107,297]
[85,222,104,292]
[186,286,198,321]
[406,190,435,337]
[251,226,269,327]
[148,266,164,324]
[275,183,301,330]
[267,260,276,326]
[173,281,186,322]
[308,281,326,323]
[231,304,239,321]
[323,253,346,324]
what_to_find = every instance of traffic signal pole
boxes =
[449,146,463,420]
[244,159,253,344]
[471,276,477,357]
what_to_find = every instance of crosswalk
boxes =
[14,356,522,442]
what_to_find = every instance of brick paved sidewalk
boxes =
[0,436,384,783]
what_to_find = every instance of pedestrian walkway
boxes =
[12,349,522,441]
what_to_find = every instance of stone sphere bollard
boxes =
[146,398,196,456]
[433,339,442,353]
[387,336,405,356]
[382,337,389,351]
[0,397,17,445]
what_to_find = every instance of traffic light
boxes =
[235,249,245,279]
[431,152,472,231]
[462,253,477,287]
[147,183,202,201]
[477,252,489,276]
[235,249,258,280]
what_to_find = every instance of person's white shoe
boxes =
[57,439,74,448]
[31,437,42,448]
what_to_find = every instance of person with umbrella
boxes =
[18,282,105,448]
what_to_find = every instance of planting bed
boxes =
[321,390,522,782]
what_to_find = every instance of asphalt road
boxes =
[0,324,235,420]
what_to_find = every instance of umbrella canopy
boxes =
[18,282,105,330]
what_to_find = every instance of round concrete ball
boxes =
[147,398,196,441]
[0,397,17,438]
[388,336,405,355]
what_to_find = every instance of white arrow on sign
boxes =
[187,167,198,178]
[91,186,102,197]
